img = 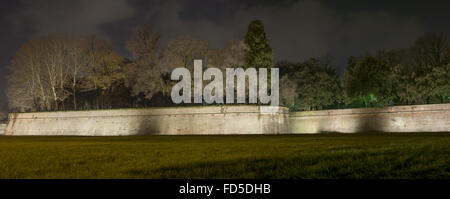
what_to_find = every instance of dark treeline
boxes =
[280,33,450,111]
[4,20,450,115]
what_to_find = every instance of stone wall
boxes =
[4,104,449,136]
[289,103,450,133]
[5,106,289,136]
[0,124,6,135]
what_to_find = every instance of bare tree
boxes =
[81,36,125,109]
[161,35,209,71]
[126,25,161,60]
[125,25,169,100]
[410,33,449,70]
[40,34,77,110]
[7,37,48,111]
[65,36,90,110]
[8,34,99,111]
[221,39,247,68]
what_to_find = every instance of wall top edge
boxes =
[8,106,289,119]
[290,103,450,117]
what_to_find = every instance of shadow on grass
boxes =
[123,146,449,179]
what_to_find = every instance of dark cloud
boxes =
[9,0,135,37]
[134,0,425,69]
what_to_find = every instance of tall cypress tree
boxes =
[244,20,274,69]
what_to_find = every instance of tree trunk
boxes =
[73,85,77,110]
[96,89,100,109]
[54,99,58,111]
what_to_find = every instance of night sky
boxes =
[0,0,449,111]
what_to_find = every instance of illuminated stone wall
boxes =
[5,106,289,136]
[289,103,450,133]
[0,124,5,135]
[4,104,449,135]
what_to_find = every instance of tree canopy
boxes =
[244,20,274,69]
[278,58,342,111]
[344,56,395,107]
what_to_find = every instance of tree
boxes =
[391,64,421,105]
[125,28,247,104]
[7,34,78,111]
[407,34,449,104]
[161,35,209,70]
[221,39,247,68]
[244,20,274,69]
[7,37,43,111]
[7,34,126,111]
[34,34,97,111]
[279,75,298,111]
[66,36,90,110]
[344,56,395,107]
[277,59,342,111]
[0,102,7,121]
[81,36,126,109]
[410,33,449,71]
[42,34,76,110]
[377,34,449,105]
[0,111,6,122]
[124,26,167,101]
[126,25,161,60]
[161,36,212,101]
[295,59,342,111]
[429,63,450,103]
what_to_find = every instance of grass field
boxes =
[0,133,449,179]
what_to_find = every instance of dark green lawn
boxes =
[0,133,448,179]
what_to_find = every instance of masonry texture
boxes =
[289,103,450,133]
[4,104,450,135]
[0,124,6,135]
[5,106,289,136]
